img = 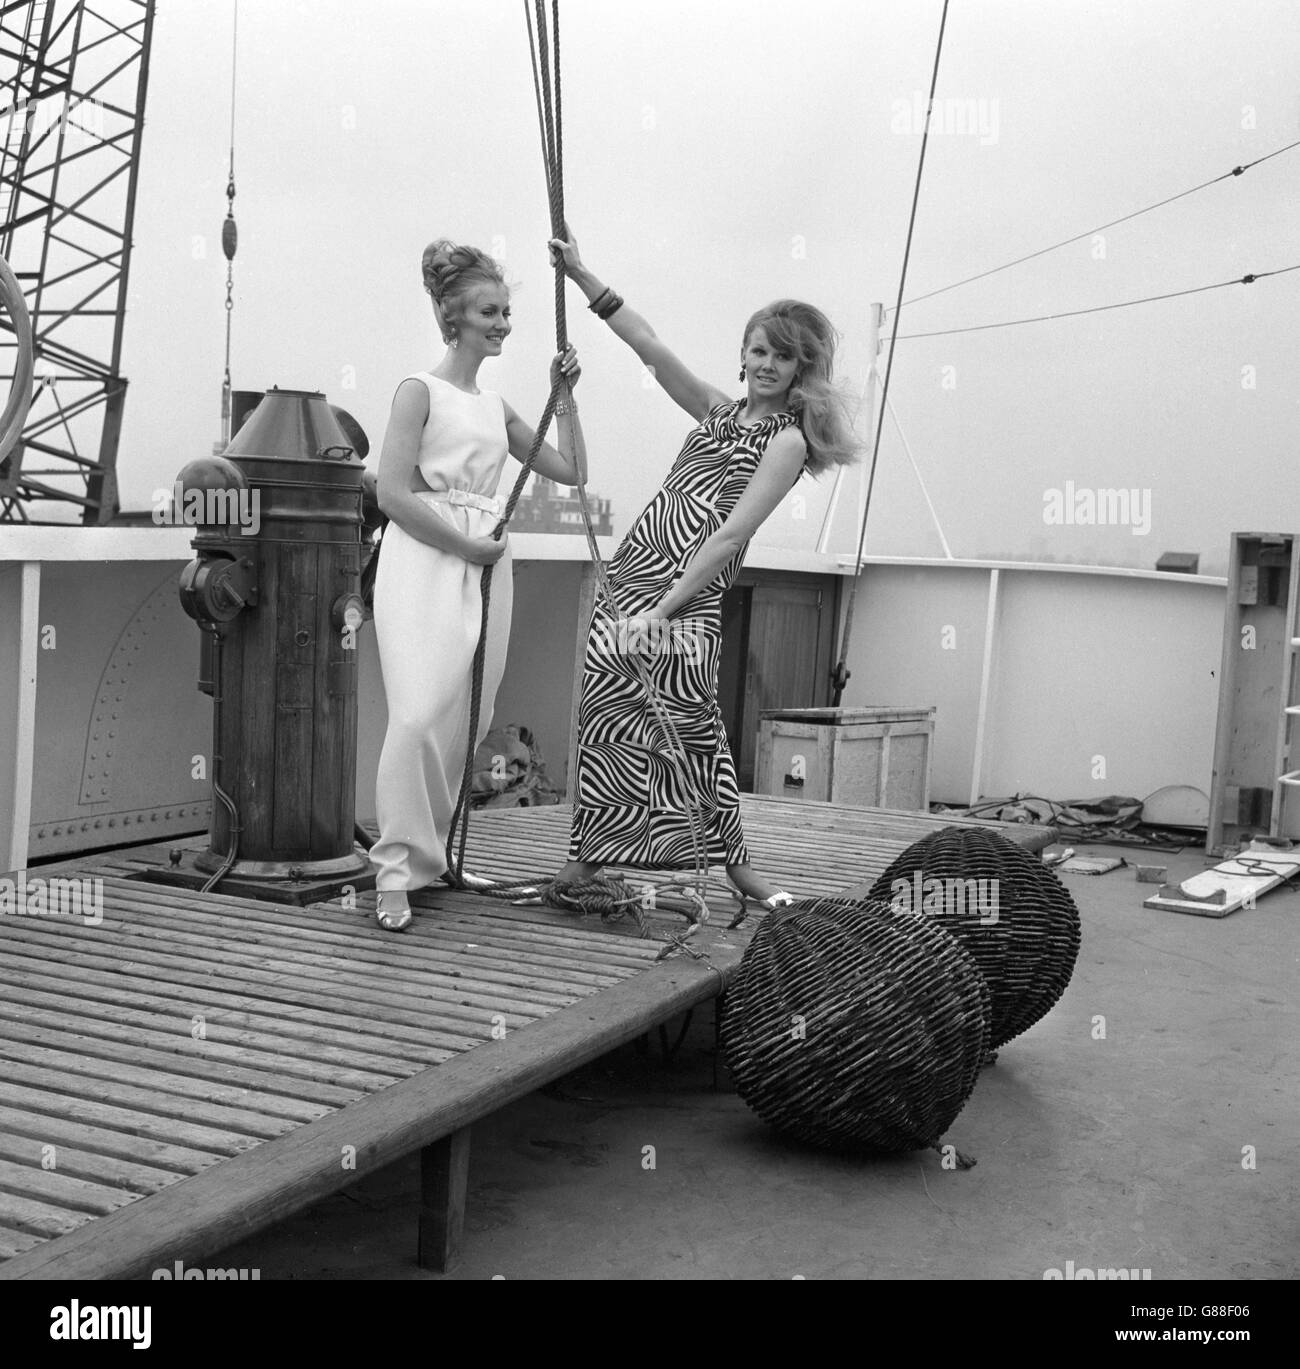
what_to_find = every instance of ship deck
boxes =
[0,796,1048,1279]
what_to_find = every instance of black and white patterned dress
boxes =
[568,399,801,868]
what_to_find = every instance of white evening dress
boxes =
[370,372,513,892]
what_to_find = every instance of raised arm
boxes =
[502,346,587,486]
[549,229,730,423]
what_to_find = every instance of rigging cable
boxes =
[891,263,1300,340]
[889,137,1300,315]
[202,0,243,894]
[220,0,238,445]
[829,0,951,706]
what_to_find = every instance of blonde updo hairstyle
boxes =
[421,239,508,344]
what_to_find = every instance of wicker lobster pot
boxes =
[722,896,990,1157]
[868,826,1082,1049]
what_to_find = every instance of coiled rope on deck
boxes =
[444,0,712,954]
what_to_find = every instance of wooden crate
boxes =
[754,707,935,810]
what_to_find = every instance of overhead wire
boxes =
[834,143,1300,587]
[892,264,1300,341]
[888,137,1300,316]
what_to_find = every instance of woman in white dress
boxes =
[370,239,585,930]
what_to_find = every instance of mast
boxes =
[817,301,882,556]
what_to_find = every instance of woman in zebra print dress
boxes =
[547,230,858,907]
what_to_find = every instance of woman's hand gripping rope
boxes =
[551,344,580,391]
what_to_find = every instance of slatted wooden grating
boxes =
[451,794,1027,900]
[0,798,1049,1277]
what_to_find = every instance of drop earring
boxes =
[738,364,746,382]
[449,334,459,350]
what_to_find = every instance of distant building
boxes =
[511,475,614,536]
[112,470,617,535]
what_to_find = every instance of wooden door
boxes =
[720,573,836,789]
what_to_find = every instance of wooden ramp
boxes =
[0,798,1049,1279]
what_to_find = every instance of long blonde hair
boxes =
[743,300,860,475]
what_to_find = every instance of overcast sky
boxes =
[107,0,1300,574]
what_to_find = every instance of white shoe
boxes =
[727,885,796,929]
[376,890,412,932]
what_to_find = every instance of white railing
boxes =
[0,528,1227,870]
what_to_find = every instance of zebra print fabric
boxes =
[568,399,801,868]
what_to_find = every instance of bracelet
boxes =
[587,286,612,313]
[597,292,624,321]
[555,397,578,415]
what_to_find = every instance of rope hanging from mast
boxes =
[831,0,951,705]
[443,0,711,953]
[443,0,571,885]
[220,0,239,446]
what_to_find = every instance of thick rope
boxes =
[444,0,712,954]
[443,383,560,876]
[446,0,569,885]
[528,0,710,928]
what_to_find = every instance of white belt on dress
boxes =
[419,488,502,517]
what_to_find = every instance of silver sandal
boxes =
[376,890,412,932]
[726,885,796,929]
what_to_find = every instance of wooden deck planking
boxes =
[0,1190,97,1240]
[0,796,1051,1276]
[0,843,672,1274]
[0,1060,302,1141]
[0,961,466,1063]
[434,798,1050,902]
[0,925,575,1029]
[0,1041,334,1125]
[0,1227,44,1261]
[0,1104,232,1175]
[0,1157,141,1217]
[0,926,509,1046]
[2,918,601,1013]
[0,930,737,1280]
[0,1072,274,1150]
[0,996,404,1094]
[0,1129,201,1196]
[83,874,658,982]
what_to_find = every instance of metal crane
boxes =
[0,0,155,523]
